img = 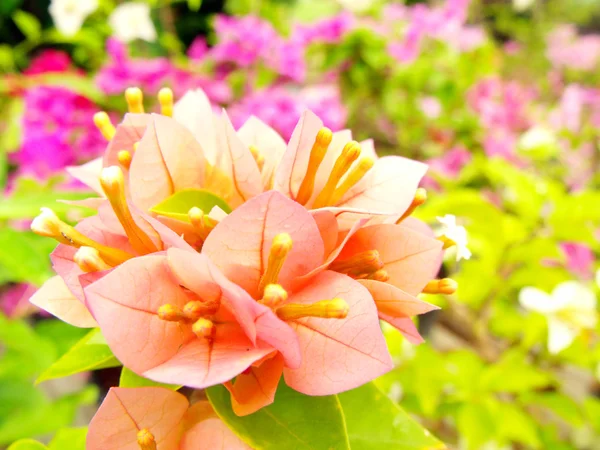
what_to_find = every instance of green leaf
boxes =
[150,189,232,222]
[0,229,55,285]
[119,367,180,390]
[36,329,121,383]
[187,0,203,11]
[7,439,48,450]
[206,382,350,450]
[48,427,87,450]
[12,10,41,41]
[338,382,445,450]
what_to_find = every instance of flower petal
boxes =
[181,410,251,450]
[379,314,425,344]
[552,281,597,310]
[29,275,97,328]
[87,387,188,450]
[104,113,152,167]
[202,191,324,298]
[66,157,104,194]
[283,271,392,395]
[547,317,577,354]
[519,287,556,313]
[358,279,439,317]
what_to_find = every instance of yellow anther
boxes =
[423,278,458,295]
[330,250,383,277]
[259,284,288,309]
[258,233,293,296]
[313,141,361,209]
[276,298,349,321]
[158,87,173,117]
[31,208,133,266]
[192,318,216,340]
[249,145,265,172]
[117,150,132,170]
[329,157,374,205]
[100,166,160,255]
[93,112,115,140]
[296,128,333,205]
[396,188,427,224]
[137,428,157,450]
[188,207,218,241]
[74,247,111,272]
[125,87,144,114]
[157,304,186,322]
[183,300,219,321]
[437,235,456,249]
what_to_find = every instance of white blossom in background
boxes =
[436,215,472,261]
[519,281,597,354]
[108,2,157,43]
[512,0,535,12]
[49,0,98,37]
[518,126,556,152]
[336,0,374,13]
[595,268,600,288]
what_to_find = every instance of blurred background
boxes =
[1,0,600,448]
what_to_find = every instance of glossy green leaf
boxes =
[150,189,232,222]
[7,439,48,450]
[206,382,350,450]
[36,329,121,383]
[119,367,180,390]
[48,427,87,450]
[338,382,445,450]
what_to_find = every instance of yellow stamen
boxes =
[249,145,265,172]
[93,112,115,140]
[259,284,288,309]
[183,300,219,321]
[396,188,427,224]
[125,87,144,114]
[276,298,349,321]
[423,278,457,295]
[313,141,361,208]
[137,429,157,450]
[117,150,132,170]
[192,318,216,340]
[437,235,456,249]
[158,87,173,117]
[74,247,111,272]
[157,304,187,322]
[367,269,390,282]
[329,157,374,205]
[133,141,140,152]
[330,250,383,277]
[100,166,160,255]
[188,207,218,241]
[258,233,293,296]
[31,208,133,266]
[296,128,333,205]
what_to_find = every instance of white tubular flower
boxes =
[519,281,597,354]
[108,2,157,43]
[49,0,98,36]
[436,214,471,261]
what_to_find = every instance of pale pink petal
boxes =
[254,308,302,369]
[358,279,439,317]
[66,157,104,194]
[202,191,324,299]
[273,110,323,199]
[224,353,284,416]
[181,417,251,450]
[312,205,388,232]
[359,139,378,160]
[380,314,424,344]
[84,254,196,375]
[29,276,97,327]
[237,116,286,189]
[87,387,188,450]
[142,323,274,389]
[104,113,152,167]
[58,197,104,209]
[283,271,392,395]
[129,114,207,212]
[336,223,443,296]
[337,156,428,216]
[310,209,339,258]
[213,111,263,208]
[173,89,218,163]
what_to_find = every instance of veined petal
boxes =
[181,410,251,450]
[358,279,439,317]
[29,276,98,328]
[66,157,104,194]
[379,314,425,344]
[283,271,392,395]
[104,113,152,167]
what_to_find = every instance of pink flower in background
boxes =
[24,49,71,75]
[427,146,471,177]
[483,131,518,161]
[560,242,595,279]
[547,25,600,71]
[188,36,209,61]
[294,12,355,45]
[10,86,105,178]
[1,283,37,318]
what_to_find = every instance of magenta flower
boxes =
[24,49,72,75]
[560,242,595,279]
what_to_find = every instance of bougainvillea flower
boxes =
[329,219,444,343]
[196,191,392,414]
[87,387,250,450]
[30,166,190,326]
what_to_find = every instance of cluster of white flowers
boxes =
[437,214,472,262]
